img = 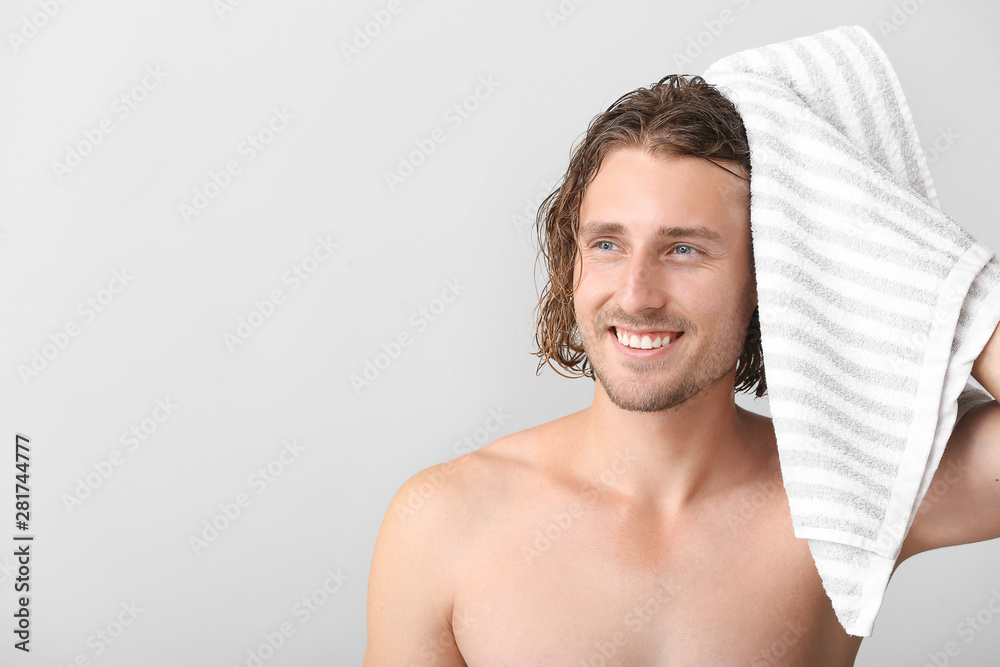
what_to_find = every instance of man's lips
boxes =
[610,326,684,350]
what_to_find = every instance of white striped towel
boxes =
[703,25,1000,637]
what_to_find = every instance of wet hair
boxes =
[531,74,766,398]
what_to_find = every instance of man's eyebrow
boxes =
[578,221,725,244]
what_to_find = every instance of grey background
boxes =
[0,0,998,665]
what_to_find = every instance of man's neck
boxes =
[565,376,768,517]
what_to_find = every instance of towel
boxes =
[703,25,1000,637]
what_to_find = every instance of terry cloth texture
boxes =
[703,24,1000,636]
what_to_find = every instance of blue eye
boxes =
[590,241,701,256]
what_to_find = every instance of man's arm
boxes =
[364,463,468,666]
[899,320,1000,561]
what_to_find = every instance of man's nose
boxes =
[618,249,668,312]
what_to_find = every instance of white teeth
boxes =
[616,329,673,349]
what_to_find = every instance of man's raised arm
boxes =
[899,320,1000,560]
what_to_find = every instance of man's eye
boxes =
[590,241,701,255]
[673,244,700,255]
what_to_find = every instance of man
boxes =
[364,75,1000,666]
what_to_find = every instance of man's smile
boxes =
[609,326,685,357]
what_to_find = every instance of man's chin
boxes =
[605,391,688,413]
[595,372,693,413]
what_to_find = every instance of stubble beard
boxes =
[579,275,757,414]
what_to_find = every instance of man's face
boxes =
[572,147,757,412]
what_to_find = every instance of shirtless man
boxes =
[363,75,1000,666]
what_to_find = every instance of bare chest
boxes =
[450,483,862,666]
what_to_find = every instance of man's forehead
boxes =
[578,150,748,239]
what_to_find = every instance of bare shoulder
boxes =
[385,412,575,539]
[417,418,565,511]
[364,417,566,665]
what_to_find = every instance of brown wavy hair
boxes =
[531,74,766,398]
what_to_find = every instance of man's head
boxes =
[532,74,766,402]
